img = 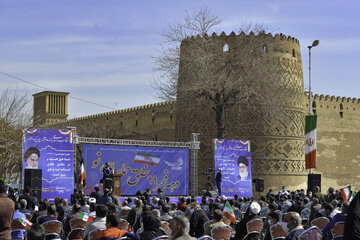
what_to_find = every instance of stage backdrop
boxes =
[22,129,74,201]
[83,144,189,195]
[214,139,252,197]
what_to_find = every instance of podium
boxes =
[113,174,122,196]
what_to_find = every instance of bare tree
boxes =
[152,6,221,101]
[0,88,32,182]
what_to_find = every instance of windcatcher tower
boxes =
[176,31,307,192]
[33,91,69,126]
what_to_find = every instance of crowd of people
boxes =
[0,180,359,240]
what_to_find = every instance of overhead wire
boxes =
[0,70,118,111]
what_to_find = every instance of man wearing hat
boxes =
[215,169,222,196]
[237,156,251,181]
[233,201,262,240]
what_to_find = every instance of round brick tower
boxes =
[175,31,307,194]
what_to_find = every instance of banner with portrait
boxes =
[22,129,75,201]
[82,144,189,195]
[214,139,252,197]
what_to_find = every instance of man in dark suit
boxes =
[215,169,222,196]
[103,162,114,190]
[0,181,15,240]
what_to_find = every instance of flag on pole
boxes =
[340,186,352,201]
[18,218,32,228]
[305,115,317,169]
[223,201,236,223]
[77,155,86,188]
[78,212,94,222]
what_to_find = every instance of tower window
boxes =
[292,49,296,57]
[339,103,343,110]
[223,43,229,52]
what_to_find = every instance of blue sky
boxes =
[0,0,359,118]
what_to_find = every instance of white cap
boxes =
[89,197,96,204]
[250,202,261,215]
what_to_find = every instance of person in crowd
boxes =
[0,180,14,240]
[98,188,112,205]
[283,212,305,240]
[19,199,32,215]
[63,203,81,237]
[90,186,101,202]
[24,146,40,169]
[322,201,349,240]
[80,197,90,213]
[344,192,360,239]
[152,209,161,219]
[170,215,196,240]
[189,202,209,238]
[325,187,336,203]
[177,197,187,212]
[57,198,72,222]
[83,204,108,240]
[96,214,127,239]
[139,212,166,240]
[264,211,280,240]
[313,186,325,204]
[19,187,36,211]
[106,202,119,216]
[127,198,143,227]
[233,201,262,240]
[309,197,322,221]
[25,223,45,240]
[204,209,226,236]
[31,199,50,223]
[12,202,26,240]
[38,204,57,224]
[31,190,40,207]
[157,188,166,202]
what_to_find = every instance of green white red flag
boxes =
[340,186,356,202]
[77,155,86,188]
[223,201,236,223]
[305,115,317,169]
[133,153,160,166]
[78,212,94,222]
[18,218,32,228]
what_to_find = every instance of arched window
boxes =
[223,43,229,52]
[292,49,296,57]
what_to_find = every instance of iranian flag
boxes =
[77,155,86,188]
[18,218,32,228]
[223,201,236,223]
[340,186,351,201]
[78,212,94,222]
[305,115,317,169]
[134,153,160,166]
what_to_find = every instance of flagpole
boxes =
[308,40,319,175]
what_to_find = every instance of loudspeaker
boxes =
[253,178,264,192]
[204,190,218,198]
[24,169,42,200]
[308,174,321,193]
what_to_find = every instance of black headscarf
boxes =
[344,192,360,239]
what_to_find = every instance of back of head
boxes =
[250,202,261,215]
[26,223,45,240]
[268,211,280,222]
[172,215,190,234]
[72,203,81,213]
[15,202,21,210]
[213,209,223,222]
[47,204,56,216]
[106,214,120,228]
[96,204,108,218]
[20,199,27,208]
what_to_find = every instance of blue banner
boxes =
[22,129,75,201]
[83,144,189,195]
[214,139,252,197]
